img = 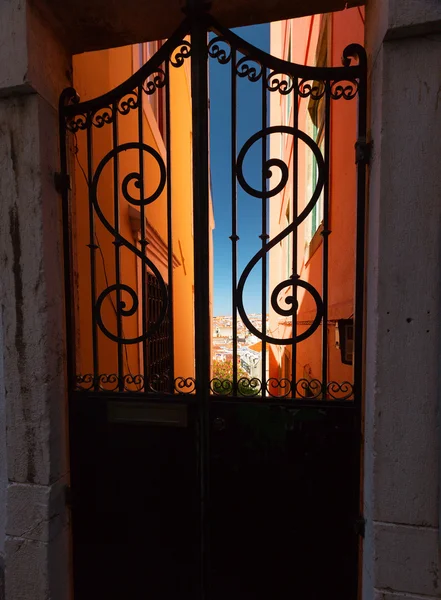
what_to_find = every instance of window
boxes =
[146,273,172,391]
[304,18,328,252]
[309,98,325,239]
[336,319,354,365]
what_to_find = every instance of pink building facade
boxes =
[269,8,364,390]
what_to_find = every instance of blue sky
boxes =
[209,23,270,316]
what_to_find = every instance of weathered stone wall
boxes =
[0,94,70,600]
[0,1,71,598]
[364,0,441,598]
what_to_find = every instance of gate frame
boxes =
[58,5,368,597]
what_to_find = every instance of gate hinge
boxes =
[355,138,372,166]
[54,172,71,194]
[354,516,366,538]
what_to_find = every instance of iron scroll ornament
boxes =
[75,374,197,394]
[62,23,193,129]
[60,31,193,348]
[91,142,168,345]
[74,372,354,400]
[236,125,325,346]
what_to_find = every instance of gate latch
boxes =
[355,138,372,166]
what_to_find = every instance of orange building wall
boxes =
[269,8,364,388]
[72,41,197,381]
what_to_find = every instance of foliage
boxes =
[212,359,260,396]
[212,359,246,380]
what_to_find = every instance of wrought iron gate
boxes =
[59,6,367,599]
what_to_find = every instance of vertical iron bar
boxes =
[165,60,175,392]
[231,50,238,395]
[353,52,368,598]
[291,84,299,397]
[112,107,124,389]
[190,12,210,600]
[59,94,77,394]
[321,87,331,398]
[261,69,268,397]
[59,94,81,595]
[87,126,99,388]
[138,84,149,389]
[354,66,367,408]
